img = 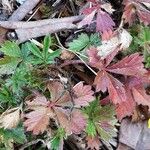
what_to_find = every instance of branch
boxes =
[8,0,41,21]
[16,22,77,43]
[60,60,84,68]
[0,15,84,29]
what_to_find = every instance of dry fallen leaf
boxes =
[0,107,20,129]
[97,28,132,59]
[101,3,115,14]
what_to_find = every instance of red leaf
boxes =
[24,107,53,135]
[86,136,101,150]
[94,71,126,104]
[70,110,86,134]
[116,88,136,121]
[123,0,137,25]
[24,81,72,135]
[123,0,150,25]
[96,10,115,33]
[73,82,94,107]
[132,86,150,109]
[79,3,115,34]
[87,47,104,69]
[24,95,54,135]
[107,74,126,104]
[107,53,146,77]
[54,107,71,135]
[94,71,109,92]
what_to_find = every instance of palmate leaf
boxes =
[84,100,117,147]
[50,128,65,150]
[68,33,101,52]
[24,81,72,135]
[73,81,95,107]
[0,41,22,75]
[68,33,90,52]
[123,0,150,25]
[78,1,115,39]
[26,36,60,65]
[87,47,147,104]
[0,41,21,58]
[0,56,21,75]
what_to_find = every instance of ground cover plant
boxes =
[0,0,150,149]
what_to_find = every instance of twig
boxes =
[60,60,84,68]
[55,45,97,76]
[8,0,41,21]
[16,22,77,43]
[69,0,77,15]
[0,15,84,29]
[27,7,40,22]
[19,139,46,150]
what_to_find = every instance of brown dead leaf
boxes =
[60,49,75,60]
[97,29,132,59]
[0,107,20,129]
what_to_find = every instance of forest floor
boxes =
[0,0,150,150]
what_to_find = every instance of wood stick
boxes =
[0,15,84,29]
[8,0,41,21]
[16,23,77,43]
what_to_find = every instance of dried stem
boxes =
[8,0,41,21]
[16,22,77,43]
[0,15,84,29]
[60,60,84,68]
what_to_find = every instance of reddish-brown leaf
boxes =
[73,82,94,107]
[78,10,96,28]
[24,81,72,135]
[70,110,86,134]
[24,107,53,135]
[94,71,109,92]
[116,88,136,121]
[86,136,101,150]
[79,2,115,34]
[107,74,126,104]
[54,107,71,135]
[123,0,150,25]
[96,10,115,33]
[132,86,150,110]
[107,53,146,77]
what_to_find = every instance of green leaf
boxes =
[83,99,117,146]
[47,49,60,63]
[6,68,27,94]
[0,41,21,57]
[43,35,51,59]
[27,42,43,59]
[68,33,89,51]
[20,43,31,61]
[90,33,101,46]
[50,128,65,150]
[86,120,97,137]
[0,127,26,144]
[0,86,16,105]
[0,56,21,75]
